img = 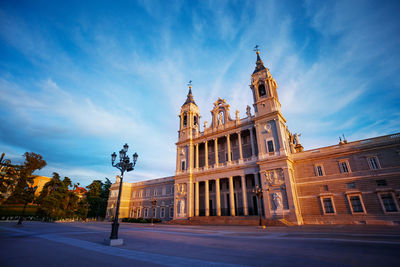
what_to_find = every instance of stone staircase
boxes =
[166,216,289,226]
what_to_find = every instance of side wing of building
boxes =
[293,134,400,225]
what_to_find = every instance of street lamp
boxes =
[252,185,264,226]
[109,143,138,241]
[151,197,158,226]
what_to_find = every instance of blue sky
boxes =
[1,0,399,186]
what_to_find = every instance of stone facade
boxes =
[107,52,400,225]
[107,176,174,220]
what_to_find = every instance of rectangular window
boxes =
[316,165,324,176]
[323,198,335,213]
[347,182,355,189]
[350,196,364,213]
[181,161,186,171]
[153,208,156,217]
[170,207,174,218]
[340,161,349,173]
[376,179,387,186]
[380,193,398,212]
[267,140,274,153]
[161,207,165,218]
[368,156,380,170]
[144,208,149,218]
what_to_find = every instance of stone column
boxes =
[214,138,219,166]
[176,146,181,171]
[189,143,194,170]
[241,175,248,216]
[282,167,303,224]
[173,190,178,219]
[229,176,236,216]
[187,181,194,217]
[205,140,209,168]
[238,132,243,161]
[196,143,199,169]
[227,134,231,163]
[216,178,221,216]
[205,180,210,216]
[195,181,199,216]
[249,128,255,157]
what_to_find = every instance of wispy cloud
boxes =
[0,0,399,185]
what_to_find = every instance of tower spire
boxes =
[183,80,196,106]
[253,45,266,74]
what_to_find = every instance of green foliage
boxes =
[3,152,47,205]
[37,173,85,219]
[86,178,111,219]
[122,217,162,223]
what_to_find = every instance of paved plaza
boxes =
[1,221,400,266]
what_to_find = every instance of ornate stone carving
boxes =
[264,169,284,186]
[213,98,227,108]
[264,123,271,133]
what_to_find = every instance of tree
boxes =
[0,153,19,203]
[37,173,80,218]
[5,152,46,204]
[86,178,111,219]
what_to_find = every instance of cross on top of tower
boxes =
[183,80,196,106]
[253,45,260,54]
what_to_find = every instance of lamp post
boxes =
[151,198,157,225]
[252,185,264,226]
[110,143,138,241]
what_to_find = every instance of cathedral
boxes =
[107,51,400,225]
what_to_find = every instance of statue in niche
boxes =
[272,192,283,210]
[246,105,251,117]
[179,199,185,216]
[218,112,224,125]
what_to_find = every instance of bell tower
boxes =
[250,49,280,116]
[176,82,200,175]
[178,82,200,142]
[175,82,199,219]
[250,48,290,157]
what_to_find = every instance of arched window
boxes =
[258,84,266,97]
[194,115,198,125]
